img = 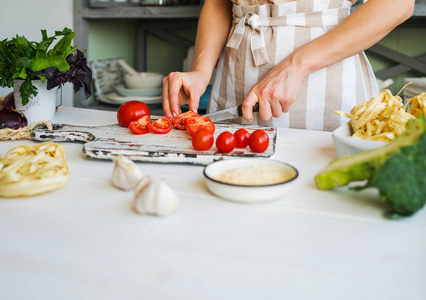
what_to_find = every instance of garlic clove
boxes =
[133,177,178,216]
[134,175,152,195]
[111,155,143,191]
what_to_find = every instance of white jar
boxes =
[13,79,60,125]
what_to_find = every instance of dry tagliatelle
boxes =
[334,90,415,142]
[405,93,426,118]
[0,142,69,198]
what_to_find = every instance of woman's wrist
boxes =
[189,67,213,87]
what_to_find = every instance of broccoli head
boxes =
[372,132,426,219]
[315,116,426,218]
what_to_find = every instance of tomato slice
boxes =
[148,116,172,134]
[128,115,152,135]
[184,116,215,137]
[172,111,200,130]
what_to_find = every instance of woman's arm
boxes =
[162,0,232,118]
[243,0,415,121]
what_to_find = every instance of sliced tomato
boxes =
[172,111,200,130]
[148,116,172,134]
[117,101,150,127]
[128,115,152,135]
[184,116,215,137]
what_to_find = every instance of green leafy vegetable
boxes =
[315,116,426,219]
[0,28,91,105]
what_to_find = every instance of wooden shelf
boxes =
[81,5,202,19]
[413,2,426,17]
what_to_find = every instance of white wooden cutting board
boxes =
[32,123,277,165]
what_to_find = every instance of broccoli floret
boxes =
[315,116,426,218]
[372,132,426,219]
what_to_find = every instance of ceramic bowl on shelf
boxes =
[203,158,298,203]
[115,85,162,97]
[332,122,387,157]
[124,72,164,89]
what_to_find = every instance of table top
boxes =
[1,107,425,300]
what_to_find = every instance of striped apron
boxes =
[206,0,379,131]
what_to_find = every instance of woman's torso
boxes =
[207,0,377,131]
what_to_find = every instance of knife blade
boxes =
[203,103,259,122]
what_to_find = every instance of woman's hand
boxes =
[162,71,210,119]
[242,57,307,121]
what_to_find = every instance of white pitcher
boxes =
[13,79,60,125]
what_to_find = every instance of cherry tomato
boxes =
[192,129,214,151]
[216,131,236,153]
[185,116,215,137]
[128,115,152,135]
[148,116,172,134]
[117,101,150,127]
[172,111,200,130]
[234,128,250,148]
[249,129,269,153]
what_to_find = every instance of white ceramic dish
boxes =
[100,93,162,105]
[332,122,387,157]
[116,85,162,97]
[203,158,298,203]
[124,72,163,89]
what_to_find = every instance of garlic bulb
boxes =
[111,155,143,191]
[134,176,178,216]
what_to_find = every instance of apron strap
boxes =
[226,3,351,67]
[227,13,270,66]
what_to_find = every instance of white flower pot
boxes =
[13,79,60,125]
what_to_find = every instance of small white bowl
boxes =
[116,85,162,97]
[332,122,387,157]
[203,158,298,203]
[124,72,164,89]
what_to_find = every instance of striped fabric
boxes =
[207,0,379,131]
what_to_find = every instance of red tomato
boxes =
[185,116,215,137]
[249,129,269,153]
[117,101,150,127]
[234,128,250,148]
[148,116,172,134]
[128,115,152,135]
[192,129,214,151]
[216,131,236,153]
[172,111,200,130]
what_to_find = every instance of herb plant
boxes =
[0,28,92,105]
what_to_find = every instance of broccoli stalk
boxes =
[315,117,426,218]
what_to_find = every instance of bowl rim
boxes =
[203,158,299,188]
[124,72,164,77]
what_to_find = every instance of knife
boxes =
[203,103,259,122]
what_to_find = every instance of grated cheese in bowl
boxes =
[212,166,292,186]
[204,158,298,203]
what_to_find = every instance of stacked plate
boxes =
[101,85,163,105]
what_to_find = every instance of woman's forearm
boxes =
[190,0,233,83]
[290,0,415,76]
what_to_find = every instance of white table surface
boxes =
[1,107,425,300]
